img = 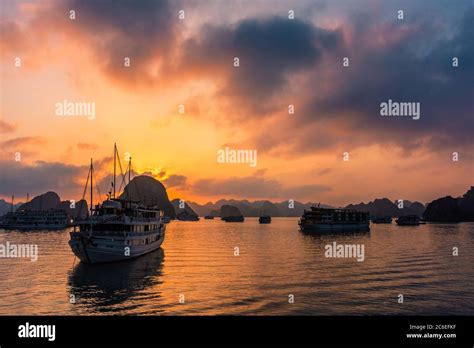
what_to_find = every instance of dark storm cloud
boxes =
[180,17,342,112]
[4,0,471,155]
[66,0,178,85]
[251,5,474,154]
[318,8,473,142]
[0,160,86,196]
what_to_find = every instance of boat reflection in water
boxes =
[68,248,164,314]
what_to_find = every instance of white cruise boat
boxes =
[299,206,370,233]
[69,199,165,264]
[68,144,166,264]
[0,209,68,230]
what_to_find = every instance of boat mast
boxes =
[90,158,93,216]
[127,156,132,204]
[11,195,14,213]
[113,143,116,199]
[128,156,132,185]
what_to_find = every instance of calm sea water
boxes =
[0,218,473,315]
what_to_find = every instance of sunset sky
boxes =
[0,0,472,206]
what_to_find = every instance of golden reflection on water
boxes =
[0,219,473,315]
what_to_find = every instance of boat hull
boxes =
[177,217,199,221]
[299,223,370,233]
[396,222,420,226]
[371,218,392,224]
[222,216,244,222]
[69,227,165,264]
[0,224,69,231]
[396,215,421,226]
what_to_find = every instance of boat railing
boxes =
[129,217,161,223]
[82,228,162,237]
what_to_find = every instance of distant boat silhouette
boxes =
[299,206,370,233]
[0,193,69,230]
[371,216,392,224]
[396,215,421,226]
[0,208,68,230]
[222,216,244,222]
[176,210,199,221]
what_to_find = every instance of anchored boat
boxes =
[176,210,199,221]
[0,209,68,230]
[299,206,370,233]
[68,144,166,264]
[0,194,69,230]
[371,216,392,224]
[395,215,421,226]
[222,215,244,222]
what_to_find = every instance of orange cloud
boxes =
[1,136,47,150]
[77,142,99,151]
[0,118,17,133]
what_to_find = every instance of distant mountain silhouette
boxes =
[424,186,474,222]
[345,198,425,217]
[406,201,425,217]
[186,197,426,217]
[18,191,61,210]
[9,185,472,222]
[261,200,279,216]
[220,204,243,218]
[8,191,89,220]
[273,201,333,217]
[187,199,333,217]
[171,199,198,219]
[208,209,220,217]
[120,175,175,218]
